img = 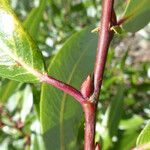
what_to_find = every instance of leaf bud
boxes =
[95,143,101,150]
[80,75,93,99]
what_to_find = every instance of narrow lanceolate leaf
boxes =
[0,0,45,82]
[24,0,46,38]
[136,122,150,146]
[122,0,150,32]
[40,27,98,150]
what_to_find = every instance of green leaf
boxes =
[119,115,144,130]
[136,122,150,146]
[0,0,46,103]
[101,85,124,150]
[24,0,46,38]
[107,85,124,137]
[116,115,144,150]
[0,80,21,103]
[122,0,150,32]
[32,85,41,117]
[116,130,139,150]
[120,49,129,70]
[0,0,45,82]
[40,26,98,150]
[20,85,33,122]
[32,134,46,150]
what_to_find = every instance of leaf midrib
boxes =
[59,38,95,150]
[124,0,148,20]
[0,39,42,80]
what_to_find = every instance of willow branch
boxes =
[41,73,85,104]
[93,0,116,100]
[83,102,96,150]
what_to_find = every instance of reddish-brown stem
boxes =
[41,0,116,105]
[41,73,85,104]
[93,0,115,99]
[39,1,116,150]
[82,1,116,149]
[117,16,128,26]
[83,102,96,150]
[95,143,101,150]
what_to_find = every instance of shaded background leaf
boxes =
[24,0,46,39]
[100,85,124,150]
[0,80,20,103]
[40,27,98,150]
[122,0,150,32]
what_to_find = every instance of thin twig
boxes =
[117,16,128,26]
[93,0,116,100]
[41,73,85,104]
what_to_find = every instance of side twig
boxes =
[40,1,117,150]
[41,73,85,104]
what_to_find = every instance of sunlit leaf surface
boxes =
[0,0,45,82]
[137,123,150,146]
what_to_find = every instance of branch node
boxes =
[80,75,94,99]
[91,27,100,33]
[110,25,124,35]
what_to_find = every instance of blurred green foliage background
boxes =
[0,0,150,149]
